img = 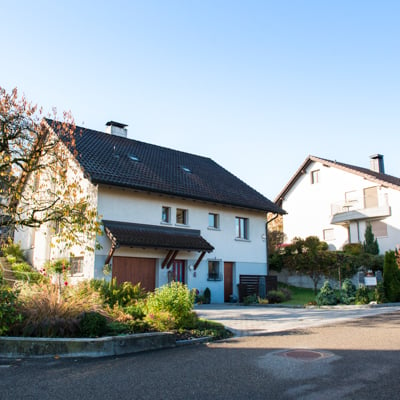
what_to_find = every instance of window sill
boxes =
[207,278,222,281]
[207,227,220,231]
[160,221,172,225]
[175,223,189,227]
[235,238,250,242]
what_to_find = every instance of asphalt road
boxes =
[1,309,399,400]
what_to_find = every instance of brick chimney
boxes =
[370,154,385,174]
[105,121,128,138]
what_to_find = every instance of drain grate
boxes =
[276,349,333,361]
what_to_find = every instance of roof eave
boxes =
[94,179,285,214]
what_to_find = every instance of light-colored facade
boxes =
[275,155,400,254]
[14,120,283,303]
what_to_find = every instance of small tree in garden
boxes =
[363,223,379,255]
[0,86,101,250]
[284,236,337,294]
[383,250,400,302]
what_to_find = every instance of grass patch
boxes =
[279,283,316,306]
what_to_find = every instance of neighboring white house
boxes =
[15,120,284,303]
[275,154,400,254]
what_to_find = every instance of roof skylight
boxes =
[181,166,191,173]
[128,154,140,162]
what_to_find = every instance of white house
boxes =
[15,120,284,303]
[275,154,400,254]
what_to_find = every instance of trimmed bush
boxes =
[316,281,337,306]
[79,311,108,337]
[266,290,286,304]
[355,286,372,305]
[340,278,356,304]
[243,294,258,305]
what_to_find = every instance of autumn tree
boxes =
[0,87,100,249]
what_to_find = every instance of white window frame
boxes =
[208,213,220,229]
[311,169,320,184]
[176,208,188,225]
[323,228,335,241]
[235,216,249,240]
[161,206,171,224]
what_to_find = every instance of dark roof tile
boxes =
[47,119,284,213]
[103,220,214,252]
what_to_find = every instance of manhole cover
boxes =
[276,349,332,361]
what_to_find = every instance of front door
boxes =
[224,262,233,302]
[170,260,186,283]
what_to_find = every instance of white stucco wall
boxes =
[281,160,400,253]
[95,186,269,302]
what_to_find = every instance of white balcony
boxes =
[331,191,391,224]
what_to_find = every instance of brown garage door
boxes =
[112,257,156,291]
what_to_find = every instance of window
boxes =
[161,206,171,223]
[311,170,320,184]
[208,213,219,229]
[180,166,191,173]
[208,260,221,280]
[364,186,378,208]
[323,228,335,241]
[70,257,84,276]
[235,217,249,240]
[371,220,388,238]
[176,208,188,225]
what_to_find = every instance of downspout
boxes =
[265,213,280,274]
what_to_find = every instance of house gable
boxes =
[275,155,400,207]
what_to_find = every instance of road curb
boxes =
[0,332,176,359]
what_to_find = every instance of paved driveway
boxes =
[195,303,400,336]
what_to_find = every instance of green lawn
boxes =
[279,283,317,306]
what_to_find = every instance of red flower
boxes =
[64,281,68,286]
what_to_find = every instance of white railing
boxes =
[331,192,389,216]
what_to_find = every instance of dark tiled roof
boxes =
[275,155,400,206]
[103,220,214,252]
[46,119,284,213]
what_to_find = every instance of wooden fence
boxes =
[238,275,278,302]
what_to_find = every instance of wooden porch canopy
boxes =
[102,220,214,269]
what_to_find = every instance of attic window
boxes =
[128,154,140,162]
[181,166,191,173]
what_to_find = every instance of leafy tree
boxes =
[0,87,101,249]
[363,223,379,255]
[283,236,338,293]
[383,251,400,302]
[267,229,286,255]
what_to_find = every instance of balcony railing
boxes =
[331,192,391,224]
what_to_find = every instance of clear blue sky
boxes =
[2,0,400,200]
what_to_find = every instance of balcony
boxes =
[331,192,391,225]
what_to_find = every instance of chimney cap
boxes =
[106,121,128,129]
[369,153,383,159]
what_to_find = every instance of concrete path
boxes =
[195,303,400,336]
